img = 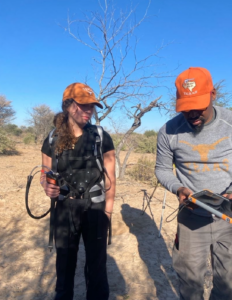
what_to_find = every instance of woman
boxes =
[40,82,115,300]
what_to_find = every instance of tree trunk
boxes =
[115,158,120,179]
[119,146,134,179]
[115,97,161,179]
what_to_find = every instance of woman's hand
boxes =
[40,173,60,198]
[41,153,60,198]
[104,210,112,221]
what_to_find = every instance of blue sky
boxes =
[1,0,232,132]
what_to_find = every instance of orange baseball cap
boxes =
[175,67,214,112]
[62,83,103,109]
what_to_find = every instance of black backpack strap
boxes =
[108,218,112,245]
[94,126,111,192]
[96,125,103,160]
[48,128,58,173]
[48,197,56,251]
[49,128,56,146]
[48,128,58,251]
[95,126,112,246]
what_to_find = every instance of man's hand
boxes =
[222,193,232,200]
[177,187,193,205]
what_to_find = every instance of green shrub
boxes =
[127,156,157,186]
[135,135,157,154]
[23,134,35,144]
[4,124,23,136]
[110,134,127,150]
[144,130,157,138]
[0,129,16,154]
[25,126,34,134]
[110,132,157,153]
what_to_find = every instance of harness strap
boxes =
[50,129,58,176]
[108,219,112,245]
[48,198,56,251]
[68,156,93,161]
[49,128,56,144]
[96,126,103,160]
[49,129,58,251]
[84,169,102,198]
[68,199,78,235]
[96,125,112,244]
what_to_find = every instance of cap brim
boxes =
[176,93,211,112]
[76,99,104,109]
[93,101,103,109]
[63,97,104,109]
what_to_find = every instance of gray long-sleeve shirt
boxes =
[155,106,232,200]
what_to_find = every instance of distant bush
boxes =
[23,134,35,144]
[127,156,157,186]
[4,124,23,136]
[0,129,16,154]
[136,135,157,154]
[25,126,34,133]
[110,132,157,153]
[110,134,126,150]
[20,126,34,134]
[144,130,157,138]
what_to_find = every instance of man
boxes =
[155,67,232,300]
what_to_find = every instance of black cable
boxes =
[166,201,189,223]
[25,167,51,219]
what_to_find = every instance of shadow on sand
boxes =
[121,203,179,300]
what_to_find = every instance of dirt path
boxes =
[0,145,211,299]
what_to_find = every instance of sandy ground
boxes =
[0,144,212,300]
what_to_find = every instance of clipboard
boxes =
[188,189,232,224]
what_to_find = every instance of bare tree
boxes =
[64,0,169,178]
[28,105,55,143]
[108,115,141,177]
[214,80,232,109]
[0,95,15,127]
[116,97,161,178]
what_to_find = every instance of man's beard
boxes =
[189,118,205,134]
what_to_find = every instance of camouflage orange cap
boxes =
[62,83,103,109]
[175,67,214,112]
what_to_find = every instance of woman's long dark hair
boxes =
[53,99,78,154]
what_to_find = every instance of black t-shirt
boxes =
[41,126,114,158]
